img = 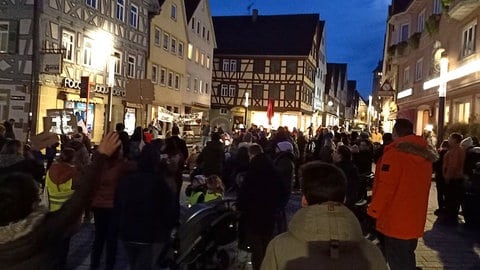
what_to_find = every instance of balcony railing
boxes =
[448,0,480,20]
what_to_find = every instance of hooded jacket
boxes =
[368,135,438,240]
[273,151,295,207]
[0,154,45,184]
[0,153,108,270]
[261,202,387,270]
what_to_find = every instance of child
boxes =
[188,175,224,206]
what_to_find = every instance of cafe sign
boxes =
[63,78,126,97]
[40,53,62,74]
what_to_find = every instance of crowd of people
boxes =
[0,117,479,270]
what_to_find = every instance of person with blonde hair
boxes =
[188,175,224,206]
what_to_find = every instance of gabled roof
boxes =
[185,0,201,22]
[389,0,413,17]
[213,13,320,56]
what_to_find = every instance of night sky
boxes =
[209,0,390,99]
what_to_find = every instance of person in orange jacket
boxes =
[367,119,438,270]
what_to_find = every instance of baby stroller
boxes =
[172,199,239,270]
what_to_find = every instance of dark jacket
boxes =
[0,154,45,185]
[238,153,285,247]
[0,153,108,270]
[335,161,360,207]
[353,150,373,175]
[165,135,189,161]
[273,151,295,207]
[196,140,224,177]
[115,171,177,243]
[261,203,387,270]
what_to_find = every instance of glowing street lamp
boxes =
[244,92,249,127]
[437,54,449,145]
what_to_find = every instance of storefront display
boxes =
[65,101,94,134]
[124,107,136,135]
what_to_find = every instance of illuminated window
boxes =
[201,53,205,66]
[199,79,203,93]
[130,4,138,28]
[456,102,471,123]
[195,48,199,63]
[116,0,125,21]
[127,55,135,78]
[206,56,210,69]
[461,21,477,58]
[83,38,93,66]
[187,43,193,59]
[62,31,75,62]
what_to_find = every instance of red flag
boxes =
[267,99,274,125]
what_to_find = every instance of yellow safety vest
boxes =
[189,191,223,206]
[45,172,74,212]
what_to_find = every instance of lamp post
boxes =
[244,92,249,128]
[104,56,116,134]
[367,95,373,130]
[438,55,449,146]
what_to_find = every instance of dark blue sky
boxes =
[209,0,390,99]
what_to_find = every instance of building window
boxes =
[285,85,296,100]
[187,43,193,59]
[456,102,471,123]
[151,64,158,83]
[462,21,477,58]
[221,84,228,96]
[252,84,263,99]
[196,21,200,34]
[83,38,93,66]
[178,42,184,58]
[116,0,125,21]
[199,79,203,93]
[186,74,191,90]
[270,60,281,73]
[230,60,237,71]
[160,68,166,85]
[168,72,173,87]
[403,66,410,86]
[127,55,135,78]
[170,4,177,20]
[205,82,209,94]
[222,59,230,71]
[286,61,297,74]
[202,26,206,38]
[62,31,75,62]
[207,30,210,41]
[228,85,236,97]
[163,33,169,50]
[220,108,228,115]
[268,84,280,100]
[86,0,97,9]
[154,27,161,46]
[174,74,180,89]
[130,4,138,28]
[195,49,199,63]
[191,17,195,30]
[194,78,199,91]
[417,10,425,32]
[433,0,442,14]
[113,51,122,75]
[399,24,409,42]
[206,56,211,69]
[253,59,265,73]
[174,107,179,113]
[201,53,205,66]
[415,58,423,81]
[171,37,177,54]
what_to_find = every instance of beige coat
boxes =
[261,202,387,270]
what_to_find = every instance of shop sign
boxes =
[63,78,126,97]
[40,53,62,74]
[63,78,82,90]
[10,95,25,101]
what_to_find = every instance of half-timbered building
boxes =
[210,11,321,132]
[325,63,348,127]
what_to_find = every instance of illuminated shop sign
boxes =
[62,78,126,97]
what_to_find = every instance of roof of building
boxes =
[212,13,320,56]
[185,0,202,22]
[389,0,413,17]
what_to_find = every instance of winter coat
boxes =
[273,151,295,207]
[463,146,480,178]
[238,153,285,249]
[335,161,360,207]
[0,153,108,270]
[353,150,373,174]
[368,135,438,240]
[261,202,387,270]
[196,140,224,177]
[0,154,44,185]
[91,160,136,209]
[115,171,177,244]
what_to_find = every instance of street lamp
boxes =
[367,95,373,130]
[438,54,449,145]
[244,92,249,127]
[104,56,116,133]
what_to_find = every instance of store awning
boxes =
[125,79,154,104]
[65,93,104,104]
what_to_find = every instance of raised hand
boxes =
[97,132,121,157]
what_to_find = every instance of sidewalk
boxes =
[70,182,480,270]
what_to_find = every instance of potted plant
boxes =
[387,44,397,57]
[397,41,408,55]
[408,32,422,49]
[426,14,441,36]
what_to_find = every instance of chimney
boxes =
[252,9,258,22]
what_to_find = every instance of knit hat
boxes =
[276,141,293,152]
[461,137,473,149]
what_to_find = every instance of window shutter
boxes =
[8,20,18,54]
